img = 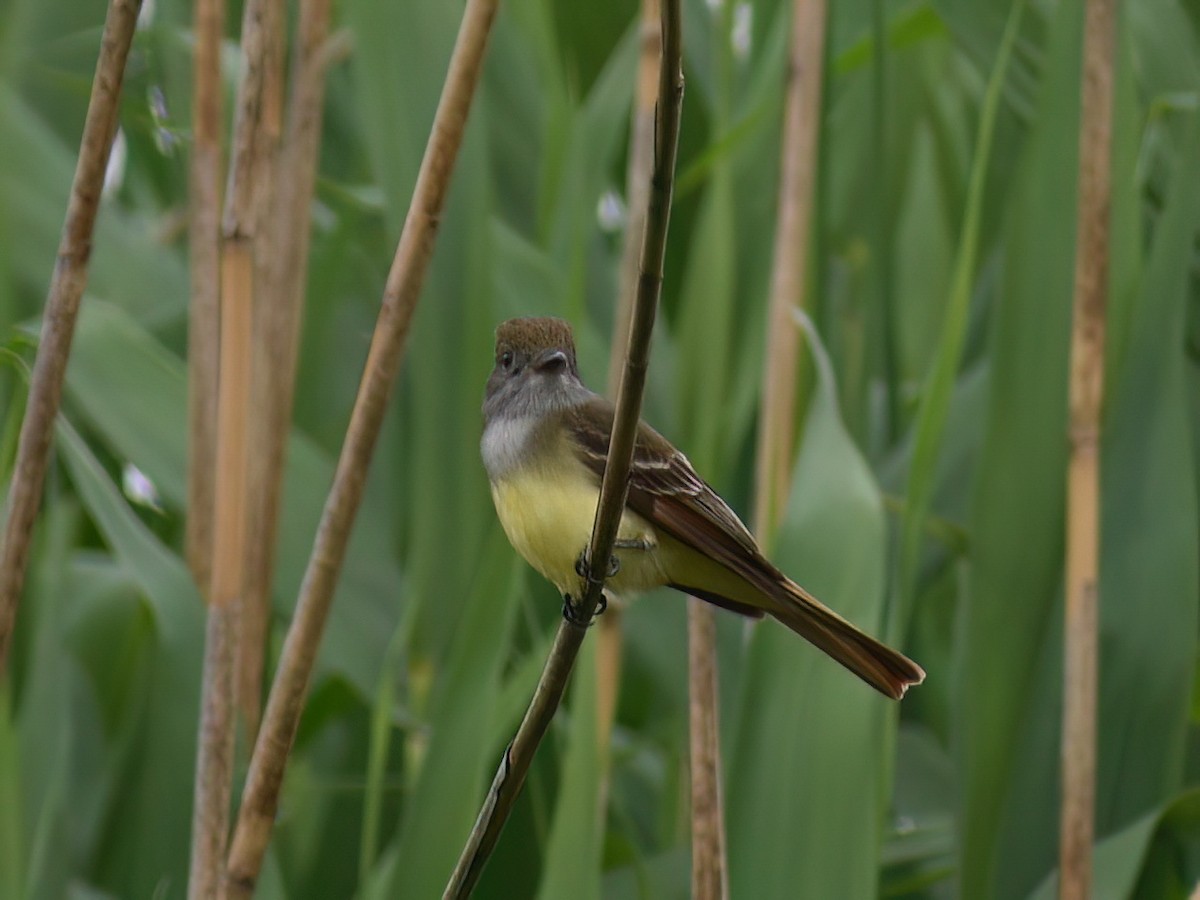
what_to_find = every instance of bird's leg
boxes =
[613,538,652,552]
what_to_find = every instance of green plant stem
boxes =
[442,1,683,895]
[893,0,1026,633]
[871,0,900,445]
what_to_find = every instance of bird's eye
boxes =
[500,351,514,370]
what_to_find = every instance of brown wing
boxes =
[564,396,782,594]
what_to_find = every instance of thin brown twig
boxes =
[188,0,278,895]
[186,0,224,601]
[752,0,827,543]
[442,2,684,895]
[0,0,143,674]
[1059,0,1115,896]
[222,1,500,894]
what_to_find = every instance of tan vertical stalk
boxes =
[752,0,827,542]
[595,0,662,829]
[607,0,662,389]
[0,0,143,673]
[223,2,499,893]
[681,0,752,890]
[688,598,729,900]
[239,0,332,740]
[188,0,278,895]
[1059,0,1115,897]
[187,0,224,599]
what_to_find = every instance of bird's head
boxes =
[483,317,584,420]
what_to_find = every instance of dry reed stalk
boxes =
[444,2,683,895]
[222,2,499,893]
[238,0,332,741]
[1059,0,1115,896]
[688,598,729,900]
[607,0,662,392]
[752,0,827,542]
[0,0,143,673]
[188,0,278,894]
[186,0,224,600]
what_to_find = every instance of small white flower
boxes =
[148,85,169,122]
[103,129,127,199]
[137,0,156,30]
[894,815,916,835]
[596,189,626,233]
[122,463,163,512]
[732,2,753,60]
[148,86,179,154]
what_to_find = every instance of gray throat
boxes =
[481,413,539,481]
[480,375,593,481]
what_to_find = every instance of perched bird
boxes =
[480,317,924,699]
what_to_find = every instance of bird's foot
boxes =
[567,547,621,627]
[574,548,620,582]
[562,591,607,627]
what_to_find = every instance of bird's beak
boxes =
[532,349,568,373]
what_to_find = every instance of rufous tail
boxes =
[767,579,925,700]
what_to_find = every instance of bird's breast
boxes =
[489,463,665,596]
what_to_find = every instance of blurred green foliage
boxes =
[1,0,1198,897]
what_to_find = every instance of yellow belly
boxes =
[490,468,667,596]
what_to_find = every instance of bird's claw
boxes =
[562,591,607,628]
[566,548,617,627]
[574,548,620,581]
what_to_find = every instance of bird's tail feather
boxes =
[766,579,925,700]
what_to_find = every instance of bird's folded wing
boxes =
[565,397,781,595]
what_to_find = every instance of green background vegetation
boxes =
[1,0,1199,896]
